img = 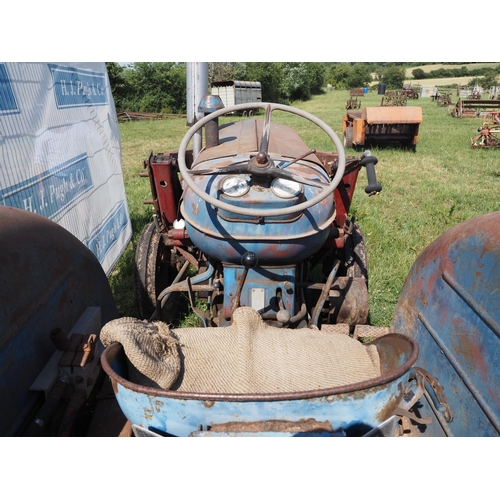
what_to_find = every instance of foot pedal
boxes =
[353,325,390,340]
[319,323,350,335]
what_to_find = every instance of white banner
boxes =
[0,62,131,275]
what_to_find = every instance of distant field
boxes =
[405,63,499,77]
[403,62,500,87]
[404,76,483,87]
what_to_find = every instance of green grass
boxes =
[112,90,500,327]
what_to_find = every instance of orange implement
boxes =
[343,106,423,149]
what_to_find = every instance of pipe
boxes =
[310,260,340,327]
[199,94,224,148]
[49,327,71,351]
[186,63,208,158]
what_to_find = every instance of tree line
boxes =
[412,64,500,87]
[106,62,500,114]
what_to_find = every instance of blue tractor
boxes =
[3,100,498,437]
[101,101,500,437]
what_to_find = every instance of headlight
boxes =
[221,176,249,197]
[270,178,302,199]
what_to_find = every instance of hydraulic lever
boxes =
[359,153,382,196]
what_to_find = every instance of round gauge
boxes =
[221,176,249,197]
[271,178,302,199]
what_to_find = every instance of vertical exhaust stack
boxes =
[186,63,208,158]
[199,94,225,148]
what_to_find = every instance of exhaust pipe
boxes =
[199,94,224,148]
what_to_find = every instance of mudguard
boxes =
[391,211,500,436]
[0,206,117,436]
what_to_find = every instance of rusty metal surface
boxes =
[207,418,333,434]
[362,106,423,124]
[353,325,390,340]
[381,91,407,107]
[0,206,117,436]
[470,111,500,148]
[453,98,500,118]
[319,323,350,334]
[343,107,422,147]
[192,120,324,169]
[144,154,183,228]
[391,211,500,436]
[436,92,452,107]
[102,333,418,436]
[346,97,361,110]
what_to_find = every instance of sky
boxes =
[2,4,493,63]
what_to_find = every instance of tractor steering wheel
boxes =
[177,102,346,217]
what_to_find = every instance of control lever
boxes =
[359,153,382,196]
[231,252,258,313]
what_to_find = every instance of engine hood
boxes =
[192,119,326,168]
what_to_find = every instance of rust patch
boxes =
[451,323,487,375]
[375,381,404,423]
[155,399,164,413]
[208,418,333,434]
[419,289,428,309]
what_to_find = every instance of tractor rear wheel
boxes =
[345,223,368,286]
[134,222,181,321]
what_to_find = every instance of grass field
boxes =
[110,89,500,327]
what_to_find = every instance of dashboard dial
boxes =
[221,176,249,197]
[271,178,302,198]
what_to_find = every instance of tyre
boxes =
[134,222,181,320]
[344,222,368,286]
[344,126,353,148]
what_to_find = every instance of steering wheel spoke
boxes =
[263,165,327,189]
[189,160,250,177]
[259,104,272,155]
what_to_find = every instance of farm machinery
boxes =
[342,106,423,150]
[470,111,500,148]
[401,85,419,100]
[2,97,500,437]
[452,97,500,118]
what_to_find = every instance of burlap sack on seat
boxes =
[100,307,381,394]
[100,316,181,390]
